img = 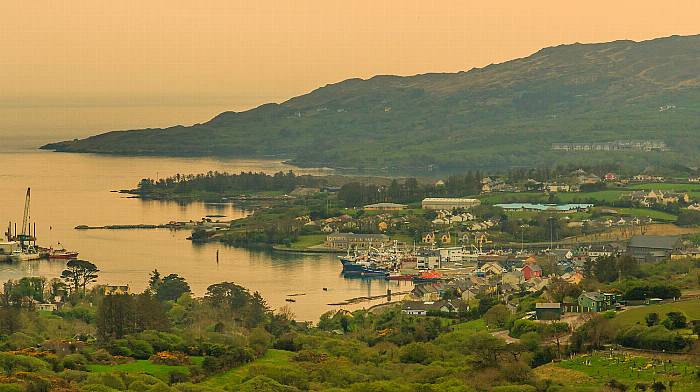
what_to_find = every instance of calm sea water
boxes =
[0,146,409,321]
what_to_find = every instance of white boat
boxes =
[0,241,20,262]
[10,245,42,262]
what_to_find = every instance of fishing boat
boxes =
[48,247,79,260]
[10,245,42,262]
[412,271,443,283]
[387,272,416,281]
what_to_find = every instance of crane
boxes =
[18,188,33,244]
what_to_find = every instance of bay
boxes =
[0,149,410,321]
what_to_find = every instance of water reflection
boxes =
[0,150,406,321]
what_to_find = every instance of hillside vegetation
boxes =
[43,35,700,173]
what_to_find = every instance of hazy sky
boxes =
[2,0,700,143]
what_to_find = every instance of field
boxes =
[611,299,700,328]
[615,207,678,221]
[201,349,294,388]
[556,190,626,203]
[288,234,327,249]
[536,353,700,392]
[629,183,700,191]
[86,357,204,381]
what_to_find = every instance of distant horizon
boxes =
[4,0,700,140]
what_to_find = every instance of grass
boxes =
[615,207,678,221]
[86,357,204,381]
[451,319,487,333]
[628,183,700,191]
[611,299,700,328]
[201,349,294,388]
[556,190,626,203]
[537,353,700,391]
[288,234,327,249]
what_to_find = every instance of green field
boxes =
[288,234,327,249]
[539,353,700,392]
[615,207,678,221]
[201,349,294,388]
[629,183,700,191]
[86,357,204,381]
[556,190,626,203]
[451,319,488,333]
[611,299,700,328]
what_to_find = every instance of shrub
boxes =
[84,373,126,391]
[0,353,50,374]
[149,352,191,366]
[63,353,88,370]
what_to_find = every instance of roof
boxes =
[422,198,480,203]
[402,300,456,311]
[628,235,680,250]
[535,303,562,309]
[363,202,407,209]
[580,291,605,301]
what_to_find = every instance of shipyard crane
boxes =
[18,188,33,244]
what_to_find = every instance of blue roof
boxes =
[495,203,593,211]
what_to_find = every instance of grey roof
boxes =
[580,291,605,301]
[535,303,562,309]
[628,235,680,250]
[402,300,456,311]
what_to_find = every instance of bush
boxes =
[149,352,191,366]
[0,353,50,373]
[62,353,88,370]
[398,342,438,364]
[490,386,537,392]
[85,373,126,391]
[616,325,687,351]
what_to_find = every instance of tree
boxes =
[645,312,659,327]
[483,304,511,329]
[662,312,687,330]
[61,260,99,295]
[96,294,136,341]
[650,381,666,392]
[155,274,190,302]
[147,270,162,295]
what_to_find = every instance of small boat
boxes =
[47,242,79,259]
[285,298,296,303]
[388,272,416,281]
[48,248,79,260]
[10,246,42,262]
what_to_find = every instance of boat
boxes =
[48,247,79,260]
[0,241,20,262]
[387,272,416,281]
[412,271,443,283]
[339,256,390,277]
[285,298,296,303]
[10,245,42,262]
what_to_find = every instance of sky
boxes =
[2,0,700,145]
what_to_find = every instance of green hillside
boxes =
[42,34,700,173]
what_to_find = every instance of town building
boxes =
[324,233,390,250]
[416,250,441,270]
[436,247,465,263]
[578,291,617,312]
[104,285,130,295]
[535,303,563,320]
[422,198,481,210]
[401,300,458,316]
[627,235,681,263]
[363,202,408,211]
[521,264,542,281]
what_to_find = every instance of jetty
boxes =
[75,220,232,231]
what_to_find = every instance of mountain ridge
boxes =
[42,34,700,174]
